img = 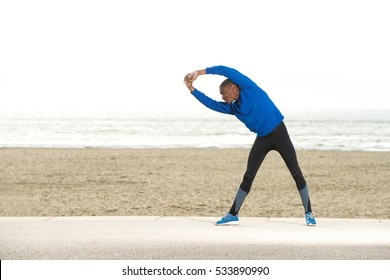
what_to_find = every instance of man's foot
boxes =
[305,212,316,226]
[215,213,239,226]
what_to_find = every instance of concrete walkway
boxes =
[0,216,389,259]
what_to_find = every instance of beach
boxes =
[0,148,389,218]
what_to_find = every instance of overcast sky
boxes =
[1,0,389,114]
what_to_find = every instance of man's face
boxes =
[220,84,239,104]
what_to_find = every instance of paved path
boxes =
[1,216,389,259]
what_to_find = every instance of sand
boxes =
[0,148,389,218]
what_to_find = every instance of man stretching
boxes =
[184,65,316,226]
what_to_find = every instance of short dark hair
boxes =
[219,79,238,89]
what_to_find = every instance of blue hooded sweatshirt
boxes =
[191,65,284,137]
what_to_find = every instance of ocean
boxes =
[0,110,389,151]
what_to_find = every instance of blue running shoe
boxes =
[305,212,316,226]
[215,213,239,226]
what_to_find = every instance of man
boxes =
[183,65,316,226]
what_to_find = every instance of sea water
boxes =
[0,109,389,151]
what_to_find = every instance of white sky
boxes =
[1,0,389,114]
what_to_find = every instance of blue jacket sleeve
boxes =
[206,65,258,90]
[191,89,233,114]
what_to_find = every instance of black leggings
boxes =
[230,121,309,215]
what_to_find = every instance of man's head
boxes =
[219,79,240,104]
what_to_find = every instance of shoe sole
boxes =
[306,223,316,226]
[215,221,240,226]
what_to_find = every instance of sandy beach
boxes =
[0,148,389,218]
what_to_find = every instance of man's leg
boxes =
[273,122,313,214]
[228,137,269,216]
[216,137,270,225]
